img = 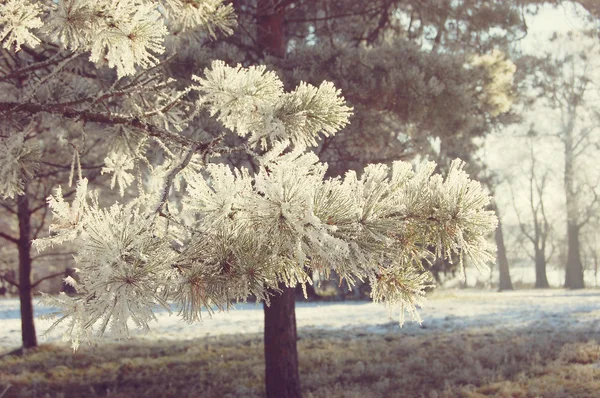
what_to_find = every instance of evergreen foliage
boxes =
[0,0,497,350]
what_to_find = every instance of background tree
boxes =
[0,12,167,348]
[0,114,106,349]
[523,31,600,288]
[485,179,514,291]
[486,197,513,291]
[581,213,600,287]
[216,3,522,392]
[509,138,555,288]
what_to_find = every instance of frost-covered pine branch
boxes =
[0,0,497,351]
[0,131,40,199]
[101,152,135,197]
[194,61,353,149]
[0,0,43,51]
[34,112,496,349]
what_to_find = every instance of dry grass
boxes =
[1,327,600,398]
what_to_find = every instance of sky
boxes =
[525,1,593,42]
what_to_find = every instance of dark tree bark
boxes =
[257,0,286,58]
[263,285,301,398]
[17,188,37,349]
[256,2,302,397]
[496,218,513,291]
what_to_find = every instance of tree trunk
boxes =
[257,0,286,58]
[534,248,550,288]
[17,190,37,349]
[594,252,598,287]
[563,124,585,289]
[264,285,301,398]
[494,211,513,291]
[256,3,301,396]
[564,222,585,289]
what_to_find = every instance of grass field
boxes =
[1,326,600,398]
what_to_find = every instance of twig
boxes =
[0,50,70,81]
[0,232,18,244]
[32,271,68,288]
[0,101,210,151]
[154,135,223,216]
[0,272,19,288]
[0,384,11,397]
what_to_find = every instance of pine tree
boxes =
[0,1,497,395]
[231,0,524,175]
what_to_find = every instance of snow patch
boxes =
[1,288,600,349]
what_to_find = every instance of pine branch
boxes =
[155,135,223,215]
[0,101,209,151]
[31,251,76,261]
[0,51,73,82]
[0,203,17,215]
[55,75,160,108]
[365,0,393,44]
[38,161,104,170]
[154,147,198,216]
[285,6,383,23]
[32,203,49,240]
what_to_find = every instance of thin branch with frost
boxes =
[0,101,207,150]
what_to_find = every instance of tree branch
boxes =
[32,271,67,289]
[0,101,210,151]
[509,182,535,244]
[0,51,75,82]
[0,202,16,215]
[31,251,76,261]
[0,231,18,244]
[0,272,19,288]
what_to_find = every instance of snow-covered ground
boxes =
[442,265,600,289]
[2,288,600,350]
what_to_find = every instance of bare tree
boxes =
[528,32,600,289]
[0,111,105,350]
[510,139,555,288]
[581,215,600,287]
[491,202,514,291]
[0,156,102,349]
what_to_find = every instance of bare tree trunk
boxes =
[564,126,585,289]
[256,2,301,397]
[565,222,585,289]
[594,252,598,287]
[17,189,37,349]
[534,248,550,288]
[493,206,513,291]
[257,0,286,58]
[264,285,301,398]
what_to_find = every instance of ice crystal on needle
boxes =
[0,0,43,51]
